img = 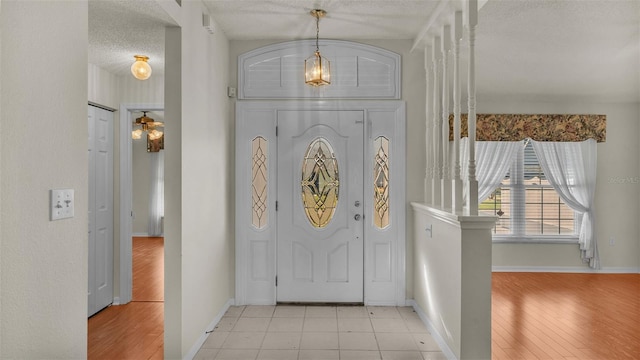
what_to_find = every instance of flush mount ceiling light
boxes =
[131,55,152,80]
[304,9,331,86]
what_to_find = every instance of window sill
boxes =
[492,236,579,244]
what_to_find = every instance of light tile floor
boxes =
[194,305,447,360]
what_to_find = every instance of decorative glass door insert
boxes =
[373,136,390,229]
[251,136,268,229]
[301,138,339,228]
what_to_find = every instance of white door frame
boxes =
[235,100,406,306]
[118,103,164,305]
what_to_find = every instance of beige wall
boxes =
[1,1,89,358]
[132,136,151,234]
[170,1,234,357]
[479,100,640,270]
[89,63,118,109]
[164,25,182,358]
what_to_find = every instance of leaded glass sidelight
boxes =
[374,136,390,229]
[252,136,268,229]
[301,137,339,228]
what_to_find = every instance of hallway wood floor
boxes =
[88,237,164,360]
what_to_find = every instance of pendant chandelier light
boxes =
[304,9,331,86]
[131,55,152,80]
[132,111,164,140]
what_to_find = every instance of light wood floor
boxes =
[89,242,639,359]
[88,237,164,360]
[492,272,640,359]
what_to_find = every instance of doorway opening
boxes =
[118,104,164,304]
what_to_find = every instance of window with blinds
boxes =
[479,141,578,240]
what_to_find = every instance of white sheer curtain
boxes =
[531,139,599,269]
[148,150,164,236]
[460,137,523,203]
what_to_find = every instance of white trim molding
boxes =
[409,299,457,360]
[492,266,640,274]
[238,40,401,100]
[183,298,234,360]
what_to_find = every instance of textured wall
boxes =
[1,1,89,357]
[179,0,233,356]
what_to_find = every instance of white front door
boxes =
[277,110,364,303]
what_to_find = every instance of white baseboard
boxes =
[408,300,457,360]
[492,266,640,273]
[183,298,235,360]
[366,301,402,306]
[132,232,165,237]
[112,297,121,306]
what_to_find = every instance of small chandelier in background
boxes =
[305,9,331,86]
[132,111,164,152]
[131,55,152,80]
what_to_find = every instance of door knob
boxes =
[354,214,361,221]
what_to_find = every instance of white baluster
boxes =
[452,11,463,213]
[466,0,479,215]
[431,37,442,207]
[424,46,433,204]
[441,25,452,210]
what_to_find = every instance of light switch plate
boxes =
[50,189,74,221]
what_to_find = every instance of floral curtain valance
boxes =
[448,114,606,142]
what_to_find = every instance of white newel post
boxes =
[466,0,479,215]
[424,46,433,204]
[452,11,464,213]
[441,25,452,210]
[431,37,442,207]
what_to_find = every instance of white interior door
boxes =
[88,105,114,317]
[277,110,364,303]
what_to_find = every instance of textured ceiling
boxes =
[88,0,175,75]
[88,0,640,102]
[201,0,442,40]
[476,0,639,102]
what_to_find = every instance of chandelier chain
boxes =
[315,12,320,52]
